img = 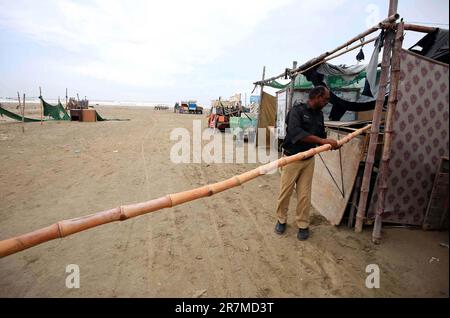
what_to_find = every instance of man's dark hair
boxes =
[309,86,328,99]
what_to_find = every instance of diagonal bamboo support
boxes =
[0,125,371,258]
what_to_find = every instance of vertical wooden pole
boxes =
[65,88,68,110]
[354,0,398,233]
[288,61,298,113]
[17,92,21,112]
[259,66,266,110]
[22,93,25,132]
[39,87,43,125]
[22,94,25,120]
[17,92,22,129]
[372,21,404,243]
[256,66,266,147]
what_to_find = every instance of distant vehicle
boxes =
[154,104,169,110]
[187,101,203,114]
[176,100,203,114]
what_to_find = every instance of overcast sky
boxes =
[0,0,448,105]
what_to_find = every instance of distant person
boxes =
[275,86,340,241]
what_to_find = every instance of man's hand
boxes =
[322,138,341,150]
[301,135,341,150]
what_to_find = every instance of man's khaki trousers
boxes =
[276,156,315,229]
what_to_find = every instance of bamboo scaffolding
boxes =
[0,124,371,258]
[253,13,399,86]
[354,0,398,233]
[252,36,378,97]
[287,36,379,81]
[372,22,405,243]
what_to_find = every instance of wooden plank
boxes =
[311,129,365,225]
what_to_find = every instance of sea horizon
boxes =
[0,97,174,107]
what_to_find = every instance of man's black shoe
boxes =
[297,228,310,241]
[275,221,286,235]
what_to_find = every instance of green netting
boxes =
[325,72,368,89]
[266,70,380,90]
[0,105,44,122]
[39,96,70,120]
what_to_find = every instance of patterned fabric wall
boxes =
[368,49,449,225]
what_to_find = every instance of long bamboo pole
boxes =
[253,14,399,86]
[288,36,378,82]
[403,23,437,33]
[0,124,371,258]
[255,36,378,97]
[372,22,404,243]
[354,6,397,233]
[320,37,378,65]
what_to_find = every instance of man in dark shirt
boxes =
[275,86,339,241]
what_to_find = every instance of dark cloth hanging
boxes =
[303,67,383,120]
[409,28,449,64]
[356,48,365,62]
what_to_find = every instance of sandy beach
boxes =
[0,104,448,297]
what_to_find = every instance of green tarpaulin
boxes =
[0,105,44,122]
[39,96,70,120]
